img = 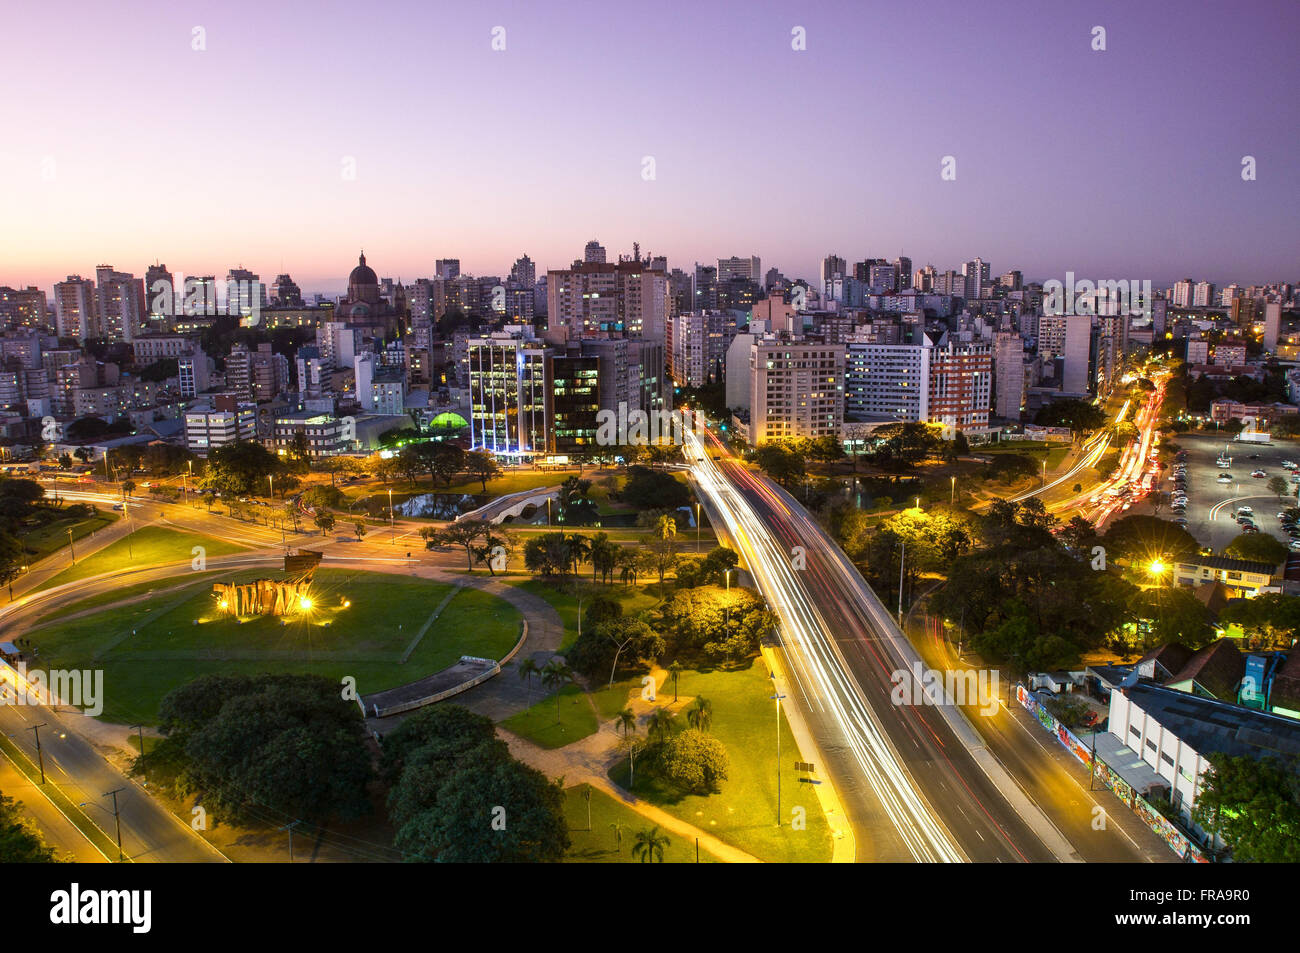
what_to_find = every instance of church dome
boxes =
[348,252,378,286]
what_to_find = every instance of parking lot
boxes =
[1166,432,1300,553]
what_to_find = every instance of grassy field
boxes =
[982,440,1073,472]
[562,785,713,863]
[500,683,599,748]
[24,568,522,724]
[37,526,249,591]
[608,661,833,863]
[19,508,118,563]
[507,577,663,652]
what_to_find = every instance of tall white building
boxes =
[1193,281,1216,308]
[1172,279,1195,308]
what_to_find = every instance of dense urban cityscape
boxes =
[1,0,1292,938]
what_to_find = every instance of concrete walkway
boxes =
[497,706,761,863]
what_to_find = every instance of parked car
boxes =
[1252,470,1267,478]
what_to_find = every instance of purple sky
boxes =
[2,0,1297,295]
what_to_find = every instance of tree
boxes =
[1268,476,1290,500]
[658,728,729,794]
[1034,398,1106,442]
[134,674,373,825]
[621,466,691,511]
[518,657,541,703]
[202,442,281,497]
[686,695,713,733]
[1224,532,1288,566]
[589,532,620,584]
[0,531,25,602]
[541,659,574,719]
[463,451,501,493]
[616,707,636,740]
[668,660,683,702]
[647,707,677,743]
[646,514,679,588]
[428,442,466,487]
[313,510,336,536]
[394,749,569,863]
[0,791,57,862]
[755,443,806,488]
[631,825,669,863]
[1193,754,1300,862]
[354,520,367,542]
[436,520,492,572]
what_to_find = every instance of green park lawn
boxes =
[507,577,663,652]
[23,568,522,725]
[608,661,833,864]
[19,508,118,563]
[500,683,599,748]
[37,526,249,591]
[562,785,713,863]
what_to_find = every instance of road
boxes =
[687,427,1082,862]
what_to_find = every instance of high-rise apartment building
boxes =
[717,256,761,284]
[94,265,146,342]
[994,331,1026,420]
[748,338,845,444]
[53,276,96,340]
[545,260,667,345]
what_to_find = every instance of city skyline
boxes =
[2,0,1298,292]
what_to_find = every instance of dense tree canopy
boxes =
[134,674,372,824]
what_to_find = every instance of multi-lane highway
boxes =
[687,427,1084,862]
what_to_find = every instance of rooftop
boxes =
[1124,682,1300,761]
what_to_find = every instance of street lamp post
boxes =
[725,569,732,641]
[897,538,906,626]
[695,502,701,553]
[771,690,786,825]
[950,475,956,508]
[67,527,75,565]
[388,487,394,544]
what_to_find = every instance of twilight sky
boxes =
[1,0,1296,295]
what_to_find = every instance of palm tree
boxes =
[668,660,683,702]
[518,657,541,703]
[541,658,574,720]
[615,707,636,739]
[632,825,669,863]
[686,696,713,733]
[565,533,591,576]
[647,707,676,743]
[609,821,625,854]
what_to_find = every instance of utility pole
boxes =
[28,723,47,783]
[128,724,146,778]
[105,788,125,861]
[280,819,302,862]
